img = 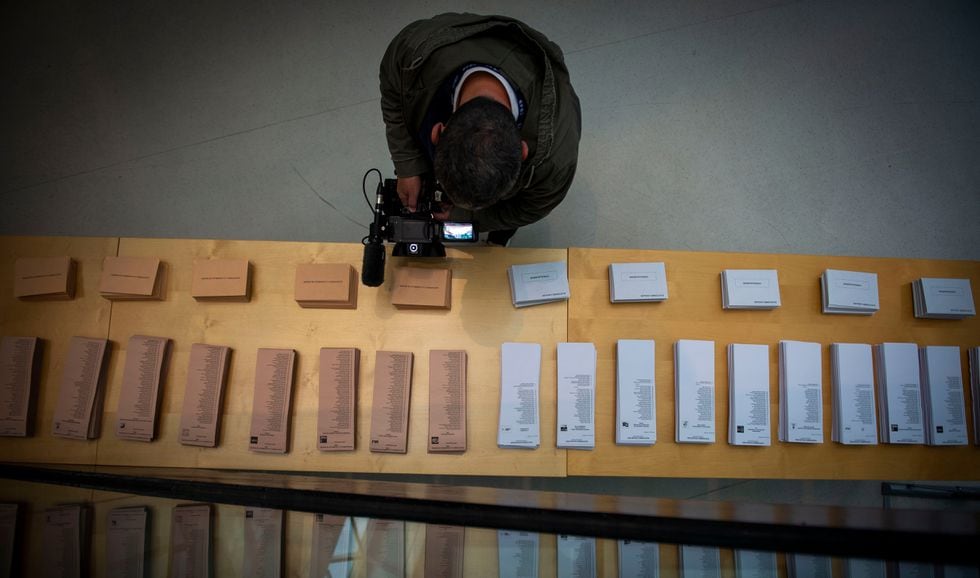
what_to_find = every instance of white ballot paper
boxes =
[675,340,716,443]
[608,262,668,302]
[970,346,980,445]
[498,343,541,449]
[919,346,968,446]
[734,549,778,578]
[913,278,976,319]
[831,343,878,445]
[498,530,539,578]
[728,344,771,446]
[618,540,660,578]
[778,340,824,444]
[821,269,879,315]
[616,340,656,445]
[508,262,570,308]
[557,535,596,578]
[787,553,832,578]
[873,343,924,444]
[679,545,721,578]
[721,269,781,309]
[557,343,596,449]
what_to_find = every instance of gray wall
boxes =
[2,0,978,259]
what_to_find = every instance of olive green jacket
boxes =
[380,13,582,231]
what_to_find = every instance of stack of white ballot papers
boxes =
[728,344,771,446]
[675,340,715,443]
[971,347,980,445]
[873,343,925,444]
[830,343,878,445]
[821,269,879,315]
[721,269,781,309]
[497,342,541,449]
[557,343,596,449]
[608,262,668,302]
[919,346,968,445]
[778,341,824,443]
[616,340,656,446]
[912,278,976,319]
[508,261,570,308]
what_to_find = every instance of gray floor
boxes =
[2,1,979,507]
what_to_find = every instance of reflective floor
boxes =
[2,479,977,577]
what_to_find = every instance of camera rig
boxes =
[361,171,477,287]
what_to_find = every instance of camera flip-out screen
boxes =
[441,222,477,242]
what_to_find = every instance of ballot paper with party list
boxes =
[52,337,112,440]
[369,351,413,454]
[179,344,231,448]
[919,346,968,446]
[873,343,924,444]
[498,343,541,449]
[116,335,172,442]
[831,343,878,445]
[248,348,296,454]
[970,346,980,445]
[318,348,359,452]
[778,340,824,444]
[557,343,596,449]
[0,336,42,437]
[616,340,656,446]
[675,340,716,444]
[727,344,771,446]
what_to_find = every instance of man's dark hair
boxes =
[434,97,522,210]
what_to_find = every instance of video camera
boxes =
[361,175,477,287]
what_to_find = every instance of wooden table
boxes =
[2,236,978,481]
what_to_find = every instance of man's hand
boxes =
[396,176,422,212]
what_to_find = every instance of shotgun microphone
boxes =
[361,183,386,287]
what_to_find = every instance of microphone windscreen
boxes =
[361,242,386,287]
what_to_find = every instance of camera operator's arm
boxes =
[448,162,577,231]
[380,21,430,185]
